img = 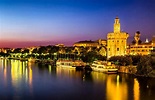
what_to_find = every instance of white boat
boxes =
[56,59,85,69]
[91,61,118,73]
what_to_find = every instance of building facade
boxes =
[73,40,98,47]
[73,39,107,56]
[127,35,155,55]
[107,17,129,58]
[73,39,107,48]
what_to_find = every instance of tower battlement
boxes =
[107,17,129,58]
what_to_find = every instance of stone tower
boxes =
[114,17,120,33]
[107,17,129,58]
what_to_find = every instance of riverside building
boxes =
[127,34,155,55]
[107,17,129,58]
[73,39,107,48]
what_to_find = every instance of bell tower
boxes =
[114,17,120,33]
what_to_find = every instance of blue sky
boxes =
[0,0,155,47]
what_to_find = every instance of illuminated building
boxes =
[107,17,129,58]
[97,39,107,46]
[73,40,99,47]
[151,47,155,56]
[73,39,107,56]
[127,34,155,55]
[0,48,11,53]
[55,44,65,47]
[27,46,39,54]
[73,39,106,48]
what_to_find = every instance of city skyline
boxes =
[0,0,155,48]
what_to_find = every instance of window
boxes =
[109,48,110,51]
[117,48,119,51]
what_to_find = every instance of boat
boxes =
[56,59,85,69]
[91,60,118,73]
[73,60,86,70]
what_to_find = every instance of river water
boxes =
[0,59,155,100]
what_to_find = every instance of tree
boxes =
[32,48,38,54]
[22,49,29,54]
[136,56,152,76]
[132,40,136,45]
[138,40,142,44]
[65,47,73,54]
[80,51,105,63]
[109,56,133,66]
[12,48,21,53]
[0,52,10,57]
[38,46,47,54]
[48,46,59,54]
[130,55,142,65]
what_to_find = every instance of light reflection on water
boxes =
[134,78,140,100]
[0,59,155,100]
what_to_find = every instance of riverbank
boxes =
[118,65,137,74]
[134,70,155,78]
[1,57,155,78]
[117,65,155,78]
[0,57,55,65]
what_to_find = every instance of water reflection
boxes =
[2,59,34,95]
[106,74,128,100]
[0,59,155,100]
[1,59,9,87]
[134,78,140,100]
[91,72,106,82]
[56,67,84,82]
[11,60,23,86]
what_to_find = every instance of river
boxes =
[0,59,155,100]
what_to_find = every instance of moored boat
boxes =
[56,59,85,69]
[91,60,118,73]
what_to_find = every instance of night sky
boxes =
[0,0,155,48]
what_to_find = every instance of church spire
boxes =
[114,17,120,33]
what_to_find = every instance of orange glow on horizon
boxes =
[0,40,72,48]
